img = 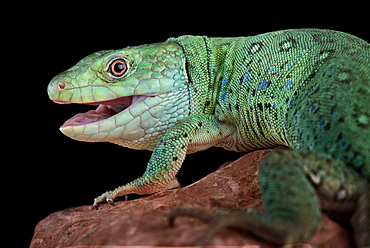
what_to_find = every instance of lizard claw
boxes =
[93,191,116,209]
[93,194,128,209]
[106,197,116,206]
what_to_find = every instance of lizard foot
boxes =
[93,191,117,209]
[93,193,129,209]
[93,178,181,209]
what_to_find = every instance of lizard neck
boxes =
[168,36,234,115]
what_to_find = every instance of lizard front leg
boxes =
[93,114,235,208]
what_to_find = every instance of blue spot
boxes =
[272,103,277,109]
[287,62,293,67]
[285,80,293,88]
[339,139,348,148]
[289,98,294,106]
[258,80,268,90]
[309,141,314,148]
[221,77,228,86]
[310,104,317,113]
[269,66,276,72]
[354,156,363,167]
[332,111,340,121]
[319,119,326,127]
[221,93,227,101]
[242,72,251,83]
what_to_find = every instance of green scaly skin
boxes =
[48,29,369,247]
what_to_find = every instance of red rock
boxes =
[30,150,352,247]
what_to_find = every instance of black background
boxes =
[9,3,368,247]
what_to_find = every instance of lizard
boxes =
[47,29,369,247]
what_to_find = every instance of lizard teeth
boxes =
[106,104,128,113]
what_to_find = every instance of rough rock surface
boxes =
[30,150,352,248]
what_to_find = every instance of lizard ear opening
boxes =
[108,59,128,77]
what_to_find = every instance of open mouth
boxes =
[60,95,147,128]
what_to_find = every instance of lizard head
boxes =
[47,42,190,150]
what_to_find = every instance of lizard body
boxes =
[48,29,369,246]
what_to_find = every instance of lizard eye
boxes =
[108,59,128,77]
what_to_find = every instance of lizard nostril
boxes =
[58,80,66,90]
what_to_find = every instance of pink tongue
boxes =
[59,96,133,128]
[61,110,112,128]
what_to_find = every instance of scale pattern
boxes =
[48,29,369,246]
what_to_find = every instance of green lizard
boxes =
[47,29,369,246]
